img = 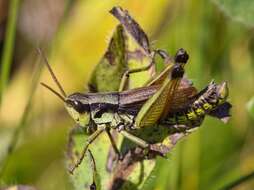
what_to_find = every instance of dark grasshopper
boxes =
[39,48,230,174]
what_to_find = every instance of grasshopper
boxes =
[39,47,190,173]
[39,47,230,175]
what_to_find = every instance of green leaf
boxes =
[68,132,110,190]
[88,24,127,92]
[213,0,254,27]
[110,6,153,89]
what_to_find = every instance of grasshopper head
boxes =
[65,93,91,127]
[41,82,91,127]
[217,82,229,104]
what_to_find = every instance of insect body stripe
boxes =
[163,82,227,126]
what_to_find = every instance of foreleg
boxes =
[69,125,106,174]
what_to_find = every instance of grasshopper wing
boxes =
[147,63,197,112]
[170,79,197,112]
[145,51,197,112]
[135,64,184,128]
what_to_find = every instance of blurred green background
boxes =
[0,0,254,190]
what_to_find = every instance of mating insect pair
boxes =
[39,46,230,175]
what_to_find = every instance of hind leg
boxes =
[118,51,156,91]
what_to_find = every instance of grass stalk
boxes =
[220,171,254,190]
[0,56,43,178]
[0,0,21,104]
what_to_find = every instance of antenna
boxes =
[40,82,65,102]
[37,48,67,97]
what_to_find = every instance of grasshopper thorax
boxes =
[65,93,91,127]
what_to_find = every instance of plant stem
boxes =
[220,171,254,190]
[0,0,21,104]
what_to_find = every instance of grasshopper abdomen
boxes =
[163,81,230,126]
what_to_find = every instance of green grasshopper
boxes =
[39,47,190,173]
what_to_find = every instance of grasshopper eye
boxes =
[66,99,88,113]
[73,101,79,106]
[72,100,85,113]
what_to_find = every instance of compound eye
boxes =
[73,101,79,106]
[73,100,84,113]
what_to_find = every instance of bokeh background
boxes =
[0,0,254,190]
